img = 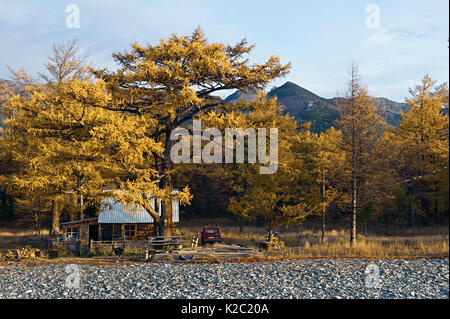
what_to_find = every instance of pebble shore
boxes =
[0,258,448,299]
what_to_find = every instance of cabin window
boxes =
[66,227,79,239]
[124,225,136,239]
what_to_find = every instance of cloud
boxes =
[0,1,34,27]
[359,61,385,76]
[365,26,442,46]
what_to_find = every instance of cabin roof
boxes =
[60,189,180,226]
[98,197,155,224]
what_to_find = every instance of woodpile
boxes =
[2,246,41,260]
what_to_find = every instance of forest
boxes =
[0,29,448,243]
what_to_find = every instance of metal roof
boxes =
[98,190,180,224]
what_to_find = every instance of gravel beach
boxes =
[0,258,448,299]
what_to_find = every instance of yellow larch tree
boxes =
[0,40,166,234]
[92,28,290,235]
[381,75,449,227]
[335,64,385,244]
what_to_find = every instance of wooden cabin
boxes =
[60,191,180,245]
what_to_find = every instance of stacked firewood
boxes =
[3,246,40,260]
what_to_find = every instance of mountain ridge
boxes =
[224,81,410,132]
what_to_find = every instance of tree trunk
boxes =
[152,221,158,236]
[157,219,165,237]
[77,179,84,220]
[50,200,60,236]
[321,173,326,242]
[407,181,414,229]
[159,135,174,237]
[434,181,439,224]
[34,210,40,235]
[239,218,244,233]
[350,99,357,245]
[350,171,357,244]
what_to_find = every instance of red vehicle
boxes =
[201,227,222,245]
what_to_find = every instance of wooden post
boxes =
[191,237,198,247]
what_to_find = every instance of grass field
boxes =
[179,224,449,259]
[0,223,448,260]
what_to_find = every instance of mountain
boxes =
[223,89,259,103]
[224,81,409,133]
[267,82,339,132]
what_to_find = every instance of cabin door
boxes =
[89,224,99,241]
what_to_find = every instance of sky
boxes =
[0,0,448,102]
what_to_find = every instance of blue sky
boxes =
[0,0,448,101]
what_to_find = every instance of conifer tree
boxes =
[92,28,290,235]
[335,64,384,244]
[381,76,449,227]
[0,40,165,234]
[219,96,323,234]
[315,127,345,241]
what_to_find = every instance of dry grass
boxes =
[0,228,50,252]
[263,237,449,259]
[180,225,449,259]
[0,228,49,237]
[0,225,448,263]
